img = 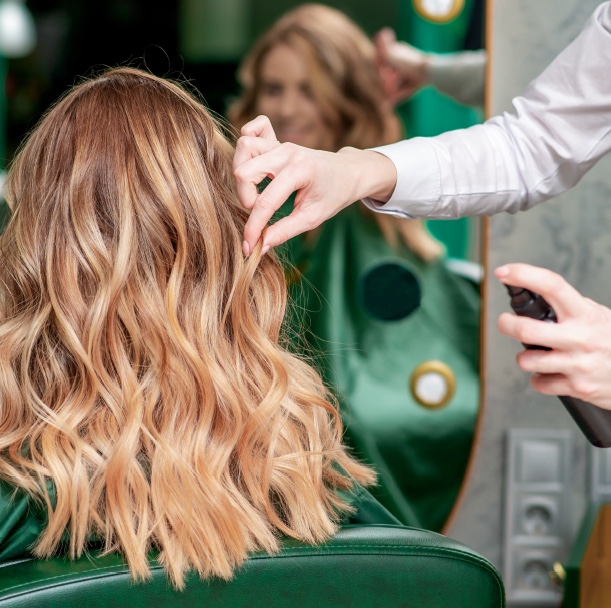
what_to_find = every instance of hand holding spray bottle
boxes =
[506,284,611,448]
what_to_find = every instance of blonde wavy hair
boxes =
[228,3,443,260]
[0,67,374,589]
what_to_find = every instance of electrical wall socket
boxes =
[516,494,559,537]
[504,429,573,606]
[513,548,559,595]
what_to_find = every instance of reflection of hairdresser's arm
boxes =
[375,29,485,108]
[365,1,611,220]
[427,50,485,108]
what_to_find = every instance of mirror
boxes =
[0,0,487,537]
[220,0,488,533]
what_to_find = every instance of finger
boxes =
[516,348,574,375]
[242,172,302,252]
[376,27,396,40]
[233,135,278,171]
[497,311,570,351]
[530,373,572,397]
[495,263,590,320]
[378,66,399,99]
[392,82,417,104]
[233,138,284,210]
[240,115,278,140]
[374,28,397,72]
[262,206,327,249]
[374,27,396,53]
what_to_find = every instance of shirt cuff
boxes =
[362,138,441,219]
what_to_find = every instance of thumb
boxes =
[375,27,397,46]
[374,28,396,61]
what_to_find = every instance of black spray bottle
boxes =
[506,284,611,448]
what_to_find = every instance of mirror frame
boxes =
[441,0,492,534]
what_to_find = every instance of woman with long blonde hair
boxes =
[228,4,481,533]
[0,66,375,588]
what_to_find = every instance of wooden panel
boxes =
[581,505,611,608]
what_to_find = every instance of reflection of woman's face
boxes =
[256,43,336,151]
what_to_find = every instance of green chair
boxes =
[0,525,504,607]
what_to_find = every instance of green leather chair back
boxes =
[0,525,504,607]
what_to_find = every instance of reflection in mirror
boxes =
[228,0,486,533]
[413,0,466,23]
[395,0,486,261]
[0,0,487,537]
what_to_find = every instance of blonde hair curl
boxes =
[0,67,374,588]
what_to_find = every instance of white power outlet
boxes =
[519,496,558,536]
[504,429,573,606]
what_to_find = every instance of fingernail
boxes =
[495,265,509,277]
[242,241,250,257]
[262,245,270,255]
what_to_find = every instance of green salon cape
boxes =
[0,478,399,562]
[281,204,480,532]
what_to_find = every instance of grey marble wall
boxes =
[448,0,611,577]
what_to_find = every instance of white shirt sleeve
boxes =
[364,1,611,219]
[427,49,486,108]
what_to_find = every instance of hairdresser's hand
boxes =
[234,115,397,255]
[375,28,429,105]
[496,263,611,410]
